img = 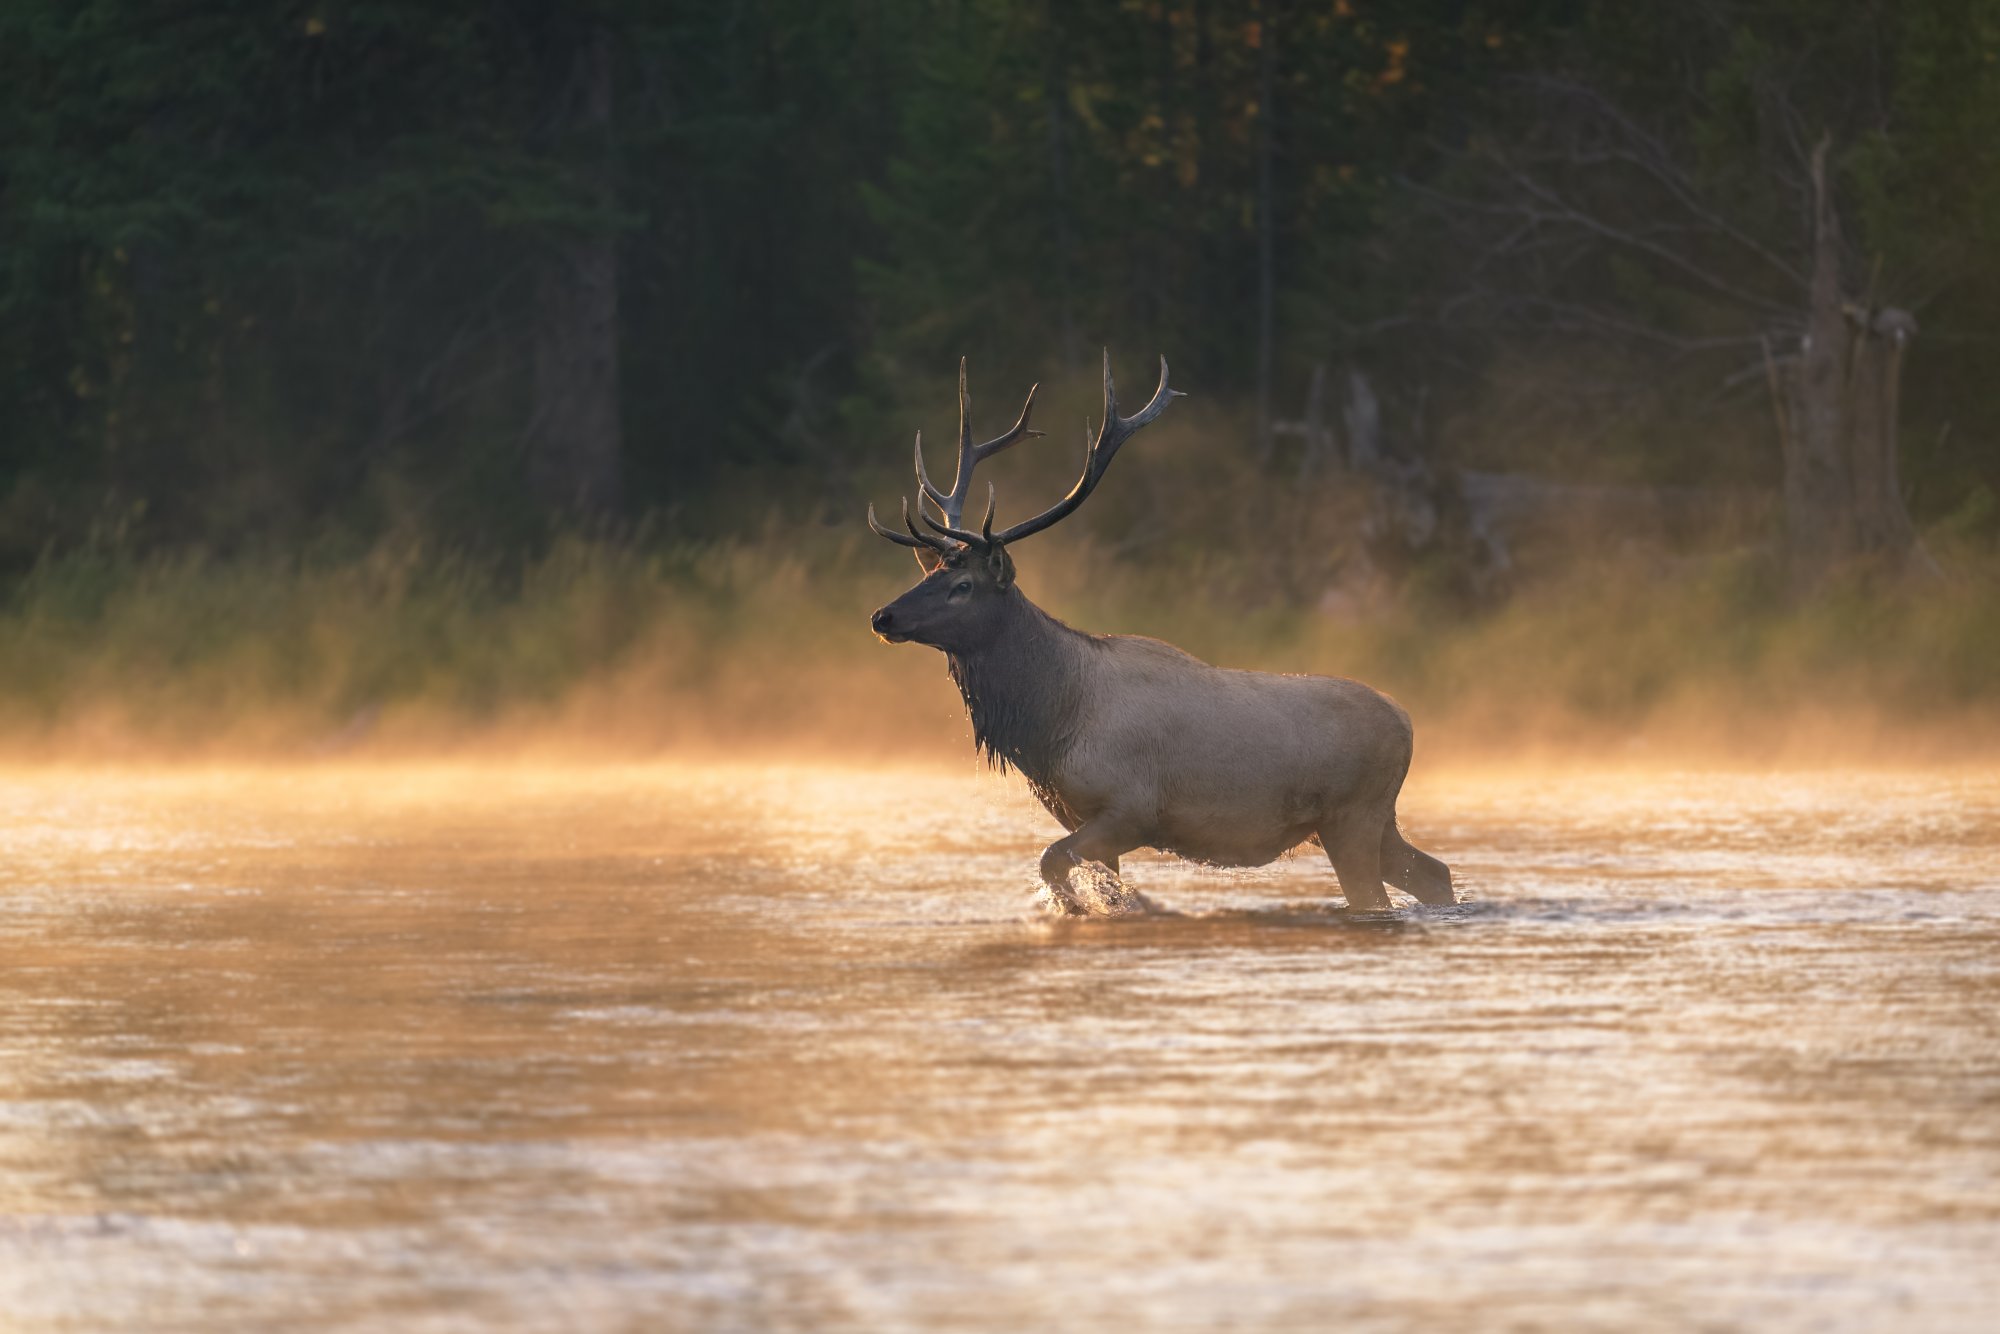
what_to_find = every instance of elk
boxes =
[867,352,1455,913]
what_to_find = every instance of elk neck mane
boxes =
[944,589,1090,788]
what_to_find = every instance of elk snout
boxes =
[870,606,907,643]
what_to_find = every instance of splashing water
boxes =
[1034,858,1168,917]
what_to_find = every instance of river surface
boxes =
[0,761,1995,1332]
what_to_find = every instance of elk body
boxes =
[868,354,1454,913]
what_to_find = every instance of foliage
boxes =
[1,0,1995,571]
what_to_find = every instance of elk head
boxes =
[868,351,1181,653]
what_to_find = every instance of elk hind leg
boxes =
[1320,812,1392,912]
[1381,823,1456,905]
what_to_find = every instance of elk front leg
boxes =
[1321,811,1393,912]
[1039,814,1143,897]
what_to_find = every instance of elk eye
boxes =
[951,580,973,596]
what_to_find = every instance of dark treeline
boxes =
[3,0,1996,585]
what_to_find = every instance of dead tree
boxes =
[1765,139,1935,579]
[1400,77,1935,585]
[1274,363,1511,601]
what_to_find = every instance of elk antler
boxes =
[989,350,1181,546]
[869,352,1178,563]
[871,358,1040,566]
[866,496,956,565]
[914,358,1043,532]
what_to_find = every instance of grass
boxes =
[0,525,1994,765]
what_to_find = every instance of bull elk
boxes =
[867,352,1455,913]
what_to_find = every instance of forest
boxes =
[1,0,1996,755]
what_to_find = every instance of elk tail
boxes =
[1381,824,1455,905]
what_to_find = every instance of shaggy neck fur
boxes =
[945,589,1090,789]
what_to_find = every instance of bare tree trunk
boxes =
[1782,137,1856,577]
[1847,307,1924,559]
[1774,137,1931,582]
[1341,366,1381,472]
[529,23,622,518]
[1252,1,1278,464]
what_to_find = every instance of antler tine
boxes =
[901,496,950,550]
[1099,349,1182,448]
[866,501,923,548]
[973,383,1044,464]
[934,358,1044,530]
[874,498,947,551]
[913,431,950,511]
[933,357,976,529]
[954,356,973,475]
[990,351,1182,548]
[868,497,955,571]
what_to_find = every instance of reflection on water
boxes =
[0,763,1995,1331]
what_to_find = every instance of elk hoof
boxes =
[1039,845,1084,889]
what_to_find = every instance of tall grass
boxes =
[0,526,1994,764]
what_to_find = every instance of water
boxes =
[0,762,1996,1331]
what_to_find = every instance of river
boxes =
[0,762,1994,1331]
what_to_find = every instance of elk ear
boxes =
[915,546,944,575]
[985,543,1015,590]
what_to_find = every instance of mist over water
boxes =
[0,761,1995,1330]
